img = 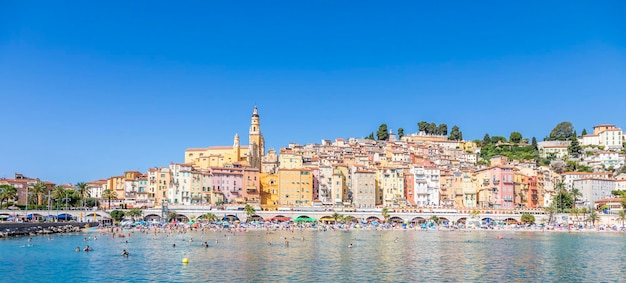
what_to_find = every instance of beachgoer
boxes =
[348,243,353,248]
[75,247,80,252]
[121,249,129,256]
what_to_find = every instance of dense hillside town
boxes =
[2,107,626,214]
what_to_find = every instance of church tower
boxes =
[248,106,264,170]
[233,133,240,161]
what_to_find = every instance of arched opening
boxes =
[223,214,240,222]
[319,215,335,223]
[504,218,519,225]
[144,214,161,222]
[0,213,11,221]
[481,217,494,226]
[439,217,451,225]
[411,217,427,224]
[389,216,404,224]
[457,217,467,224]
[248,214,264,222]
[57,213,73,221]
[175,214,190,223]
[366,216,381,223]
[27,213,44,221]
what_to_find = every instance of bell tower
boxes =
[248,106,264,169]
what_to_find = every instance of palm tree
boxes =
[127,208,143,221]
[199,213,218,222]
[381,208,390,223]
[167,211,178,222]
[617,210,626,228]
[75,182,89,208]
[545,205,556,225]
[0,184,17,208]
[344,215,356,224]
[570,188,582,208]
[430,215,440,225]
[331,212,342,224]
[587,211,599,227]
[31,182,47,206]
[244,204,256,222]
[101,189,117,210]
[52,185,66,209]
[470,209,480,219]
[580,207,589,226]
[570,207,580,225]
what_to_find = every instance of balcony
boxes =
[493,180,500,185]
[483,179,490,184]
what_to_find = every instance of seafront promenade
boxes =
[1,208,548,224]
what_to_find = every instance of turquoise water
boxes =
[1,229,625,282]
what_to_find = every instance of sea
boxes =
[1,229,624,282]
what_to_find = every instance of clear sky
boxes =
[1,1,625,184]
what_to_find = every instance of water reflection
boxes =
[0,230,624,282]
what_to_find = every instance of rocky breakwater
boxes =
[0,222,95,238]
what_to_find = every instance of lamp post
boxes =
[25,186,29,223]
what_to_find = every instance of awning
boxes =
[294,217,317,222]
[319,216,335,222]
[57,214,73,220]
[270,217,291,222]
[0,215,9,219]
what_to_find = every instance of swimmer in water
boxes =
[348,243,353,248]
[121,249,129,256]
[75,247,80,252]
[173,243,176,248]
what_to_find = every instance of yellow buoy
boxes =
[182,258,189,264]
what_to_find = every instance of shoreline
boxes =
[0,222,95,238]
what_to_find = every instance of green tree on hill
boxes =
[568,131,582,158]
[397,128,404,139]
[581,128,588,136]
[449,125,462,141]
[438,124,448,136]
[418,121,429,133]
[547,121,574,141]
[483,134,491,145]
[428,122,437,135]
[531,137,538,150]
[509,132,522,143]
[377,124,389,141]
[365,132,375,140]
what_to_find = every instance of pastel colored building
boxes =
[351,169,376,209]
[572,178,616,208]
[210,166,244,204]
[474,166,515,208]
[259,173,279,210]
[168,163,193,205]
[377,167,406,207]
[277,168,313,206]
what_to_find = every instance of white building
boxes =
[410,166,440,206]
[572,178,616,208]
[169,163,193,205]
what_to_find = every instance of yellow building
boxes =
[260,173,279,210]
[376,167,405,207]
[278,168,313,207]
[278,150,303,169]
[107,175,125,200]
[185,106,265,170]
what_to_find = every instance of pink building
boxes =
[210,167,244,204]
[476,166,515,208]
[242,167,260,204]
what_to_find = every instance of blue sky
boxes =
[1,1,625,184]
